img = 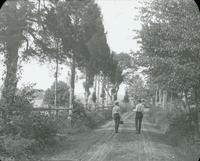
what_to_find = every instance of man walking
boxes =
[135,99,144,134]
[112,101,121,133]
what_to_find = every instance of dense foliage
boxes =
[136,0,200,135]
[43,81,70,106]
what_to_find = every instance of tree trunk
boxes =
[94,75,97,93]
[194,87,199,137]
[84,70,90,109]
[184,90,190,113]
[155,85,159,106]
[101,76,106,107]
[105,88,112,102]
[170,91,173,111]
[68,53,76,126]
[54,57,58,108]
[162,90,167,109]
[97,75,100,104]
[2,45,19,120]
[54,57,58,117]
[155,90,158,106]
[159,89,162,106]
[105,82,112,102]
[114,86,119,101]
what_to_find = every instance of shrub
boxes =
[0,113,59,156]
[1,135,36,161]
[85,111,105,128]
[0,84,35,136]
[148,105,196,149]
[147,106,172,128]
[120,102,131,113]
[71,99,112,129]
[83,108,112,128]
[0,85,60,160]
[29,113,58,146]
[165,112,195,146]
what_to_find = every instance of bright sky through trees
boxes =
[0,0,141,96]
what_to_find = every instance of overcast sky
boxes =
[0,0,142,96]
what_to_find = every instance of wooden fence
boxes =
[31,106,71,117]
[31,104,114,117]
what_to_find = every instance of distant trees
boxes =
[105,52,135,101]
[99,51,137,106]
[127,75,145,98]
[123,91,129,103]
[43,81,70,107]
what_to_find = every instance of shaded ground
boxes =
[43,112,193,161]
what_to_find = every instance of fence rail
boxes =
[31,106,71,117]
[32,107,71,111]
[32,104,113,112]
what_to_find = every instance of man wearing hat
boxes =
[112,100,121,133]
[135,99,144,134]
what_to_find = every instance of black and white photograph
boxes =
[0,0,200,160]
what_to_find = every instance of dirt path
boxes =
[46,112,191,161]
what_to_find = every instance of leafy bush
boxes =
[2,136,35,160]
[0,84,35,133]
[72,99,97,128]
[0,135,38,161]
[120,102,131,113]
[0,113,59,160]
[29,114,58,145]
[84,108,112,128]
[148,106,195,145]
[147,106,172,132]
[85,111,104,128]
[71,99,111,128]
[14,84,35,116]
[0,85,60,160]
[165,112,195,146]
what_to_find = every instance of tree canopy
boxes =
[137,0,200,93]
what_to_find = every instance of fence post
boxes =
[49,105,52,117]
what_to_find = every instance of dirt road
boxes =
[47,112,192,161]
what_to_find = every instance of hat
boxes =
[114,100,119,104]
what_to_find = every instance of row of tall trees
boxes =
[136,0,200,135]
[0,0,122,123]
